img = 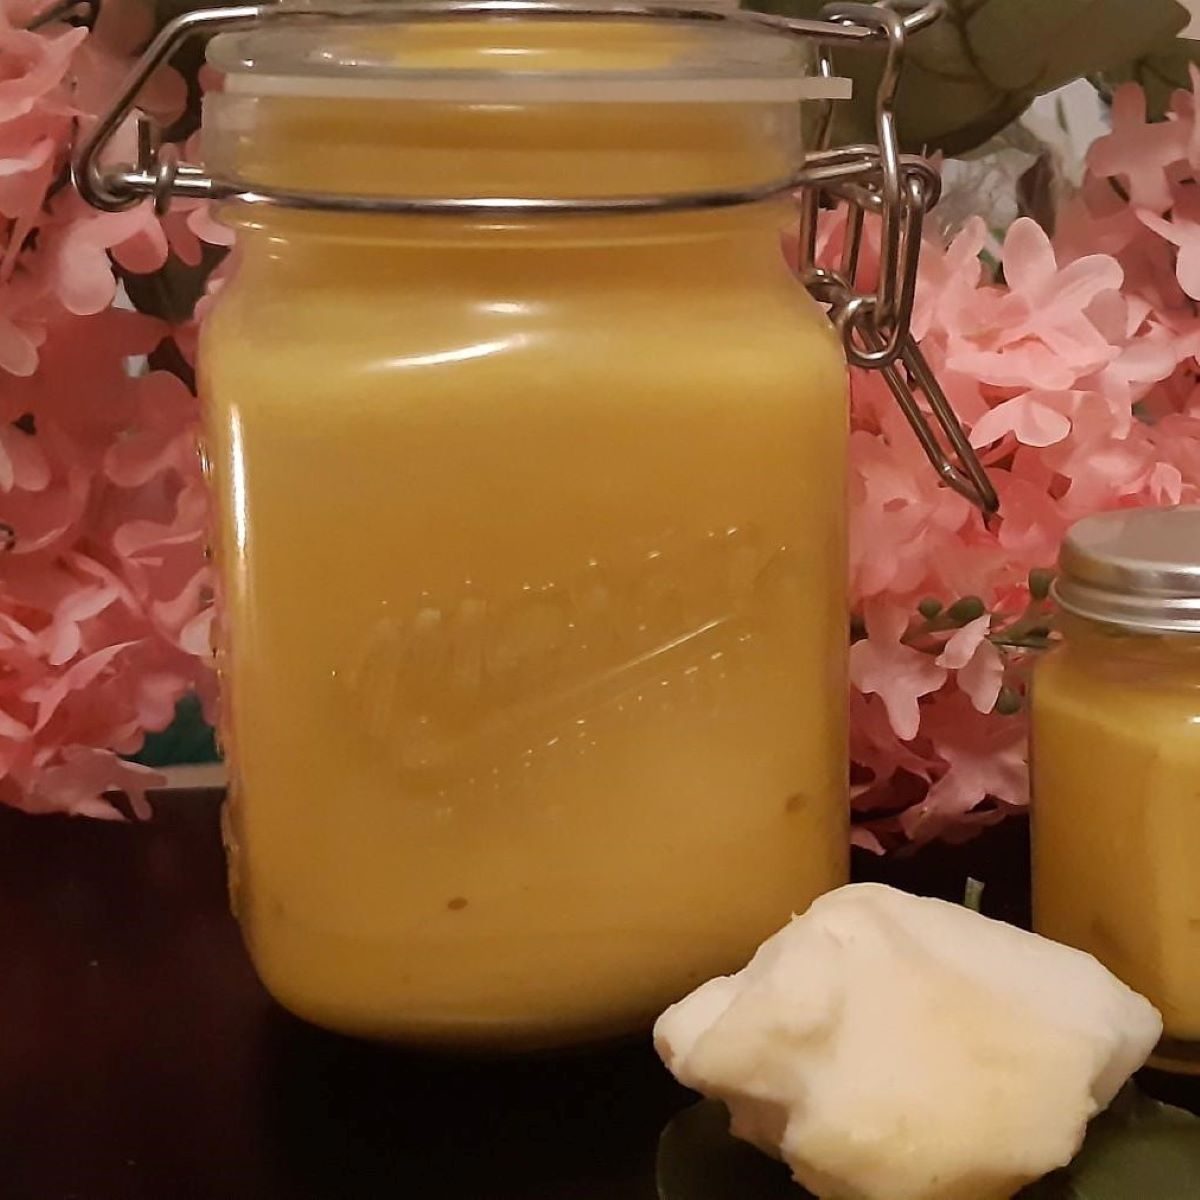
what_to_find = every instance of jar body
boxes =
[1032,615,1200,1068]
[201,203,849,1048]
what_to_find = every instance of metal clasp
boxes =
[792,1,998,513]
[72,0,997,514]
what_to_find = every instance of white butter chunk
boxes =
[654,883,1162,1200]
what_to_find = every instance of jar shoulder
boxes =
[1034,638,1200,733]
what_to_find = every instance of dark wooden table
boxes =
[0,795,1192,1199]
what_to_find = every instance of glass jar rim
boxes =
[205,5,851,105]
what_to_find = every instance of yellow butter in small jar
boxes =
[1033,505,1200,1073]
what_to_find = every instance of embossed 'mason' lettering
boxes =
[343,526,799,777]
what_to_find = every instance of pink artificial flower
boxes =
[849,599,947,742]
[37,575,121,666]
[946,219,1123,390]
[1056,176,1146,265]
[0,124,56,218]
[22,641,136,732]
[41,195,173,315]
[0,420,48,489]
[17,747,164,820]
[968,389,1073,449]
[992,473,1069,565]
[70,0,185,124]
[899,693,1027,841]
[0,10,218,824]
[0,7,86,123]
[910,216,988,342]
[935,615,1004,715]
[849,383,976,602]
[4,3,1200,847]
[1079,291,1178,437]
[1046,399,1158,514]
[837,122,1200,844]
[1087,83,1189,211]
[103,370,198,487]
[1140,459,1186,505]
[849,689,937,796]
[1138,193,1200,301]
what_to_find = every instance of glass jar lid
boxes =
[1054,506,1200,633]
[205,2,848,105]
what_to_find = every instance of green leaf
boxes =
[1020,1087,1200,1199]
[656,1100,807,1200]
[748,0,1191,154]
[657,1089,1199,1200]
[1101,43,1200,118]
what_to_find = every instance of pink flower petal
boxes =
[957,640,1005,715]
[935,615,992,671]
[23,749,163,821]
[22,642,138,732]
[850,600,947,742]
[0,423,50,491]
[1088,84,1188,210]
[969,392,1073,449]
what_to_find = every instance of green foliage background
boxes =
[749,0,1192,152]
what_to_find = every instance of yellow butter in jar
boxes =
[1033,505,1200,1073]
[199,10,850,1049]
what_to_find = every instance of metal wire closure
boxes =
[72,0,998,514]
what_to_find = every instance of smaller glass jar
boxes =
[1032,505,1200,1073]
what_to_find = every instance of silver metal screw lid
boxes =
[1053,505,1200,633]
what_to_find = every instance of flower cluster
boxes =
[4,0,1200,847]
[0,0,226,818]
[847,74,1200,850]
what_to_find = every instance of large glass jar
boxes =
[196,7,852,1048]
[1033,506,1200,1074]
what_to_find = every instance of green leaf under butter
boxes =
[657,1100,810,1200]
[657,1088,1200,1200]
[1020,1086,1200,1200]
